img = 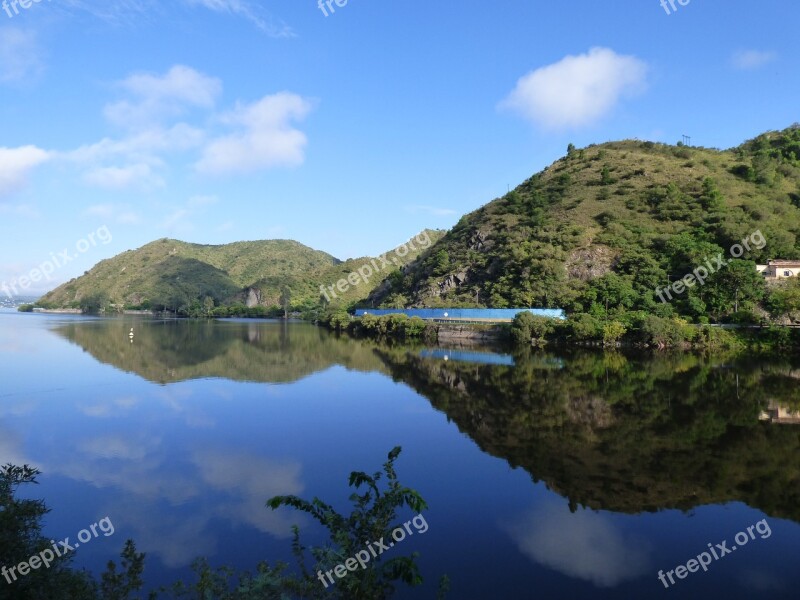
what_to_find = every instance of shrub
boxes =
[567,313,604,341]
[511,312,555,345]
[726,310,759,325]
[638,315,687,347]
[602,321,626,345]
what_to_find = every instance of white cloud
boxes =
[731,50,777,70]
[83,163,164,190]
[196,92,312,175]
[0,28,43,85]
[67,122,205,191]
[184,0,294,37]
[69,123,205,166]
[57,0,154,26]
[504,503,652,587]
[105,65,222,128]
[0,146,50,196]
[60,0,293,37]
[83,203,143,224]
[499,47,648,130]
[50,67,310,192]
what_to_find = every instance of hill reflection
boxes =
[375,348,800,522]
[53,319,390,383]
[53,320,800,522]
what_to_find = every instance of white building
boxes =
[756,260,800,279]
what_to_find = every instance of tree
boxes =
[600,165,614,185]
[79,293,109,315]
[432,250,450,276]
[704,260,765,316]
[280,286,291,319]
[267,447,435,600]
[767,278,800,323]
[511,312,555,346]
[202,296,215,317]
[603,321,626,345]
[0,464,146,600]
[700,177,724,211]
[583,273,638,314]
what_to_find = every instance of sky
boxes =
[0,0,798,294]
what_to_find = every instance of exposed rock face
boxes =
[437,270,469,294]
[566,245,617,281]
[245,288,262,308]
[469,230,489,252]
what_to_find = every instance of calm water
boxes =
[1,310,799,599]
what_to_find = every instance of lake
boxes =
[1,310,799,599]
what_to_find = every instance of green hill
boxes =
[38,232,444,313]
[38,126,800,323]
[370,126,800,322]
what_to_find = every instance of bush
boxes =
[566,313,604,341]
[726,310,759,325]
[602,321,626,345]
[327,311,351,332]
[353,314,427,339]
[638,316,687,347]
[511,312,555,345]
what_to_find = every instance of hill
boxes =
[370,126,800,323]
[38,231,443,313]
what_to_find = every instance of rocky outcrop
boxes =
[566,245,617,281]
[437,270,469,294]
[245,288,262,307]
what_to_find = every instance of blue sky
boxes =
[0,0,797,293]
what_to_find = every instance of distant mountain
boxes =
[0,295,37,308]
[37,231,444,312]
[370,126,800,317]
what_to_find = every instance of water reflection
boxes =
[503,501,652,587]
[54,319,389,383]
[50,319,800,525]
[373,348,800,523]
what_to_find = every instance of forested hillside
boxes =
[371,126,800,326]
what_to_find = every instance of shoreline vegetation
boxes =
[315,309,800,351]
[18,304,800,352]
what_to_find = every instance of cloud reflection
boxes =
[193,449,305,537]
[504,502,651,587]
